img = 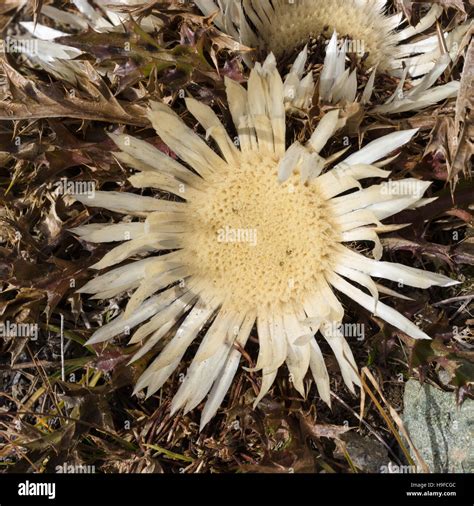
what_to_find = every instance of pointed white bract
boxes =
[316,22,467,112]
[69,0,163,33]
[74,54,456,429]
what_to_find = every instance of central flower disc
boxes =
[260,1,395,70]
[183,153,339,311]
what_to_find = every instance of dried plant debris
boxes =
[0,0,472,475]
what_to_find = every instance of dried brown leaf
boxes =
[0,61,148,126]
[299,414,352,440]
[451,38,474,182]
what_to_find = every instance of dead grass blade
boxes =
[360,367,429,473]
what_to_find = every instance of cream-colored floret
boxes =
[184,151,338,311]
[264,0,396,69]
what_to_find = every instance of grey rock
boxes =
[339,432,390,473]
[403,379,474,473]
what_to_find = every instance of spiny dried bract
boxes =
[72,54,457,430]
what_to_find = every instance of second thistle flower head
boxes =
[73,54,456,430]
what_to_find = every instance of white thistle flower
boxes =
[17,0,163,83]
[196,0,471,113]
[197,1,462,73]
[73,54,457,429]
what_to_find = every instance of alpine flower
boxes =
[196,0,466,75]
[196,0,471,113]
[72,54,457,429]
